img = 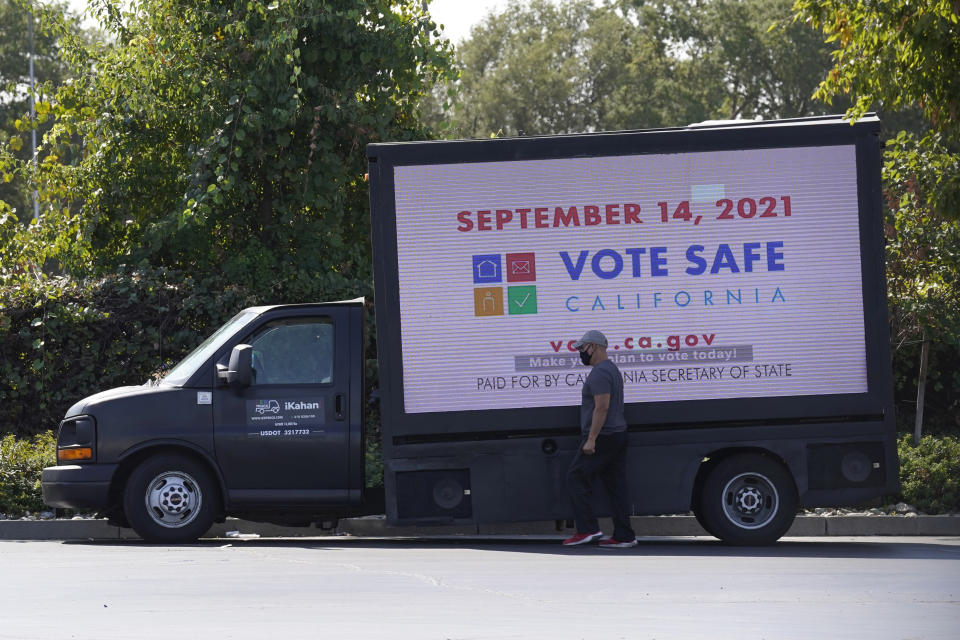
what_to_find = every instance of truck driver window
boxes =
[247,318,334,385]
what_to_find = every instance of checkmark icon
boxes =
[507,286,537,315]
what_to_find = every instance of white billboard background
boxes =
[392,145,867,414]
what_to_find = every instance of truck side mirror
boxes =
[225,344,254,388]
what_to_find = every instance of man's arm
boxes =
[583,393,610,455]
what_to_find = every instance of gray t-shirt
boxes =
[580,359,627,435]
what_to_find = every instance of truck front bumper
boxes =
[42,464,118,510]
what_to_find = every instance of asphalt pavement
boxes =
[2,536,958,639]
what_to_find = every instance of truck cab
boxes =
[42,300,368,543]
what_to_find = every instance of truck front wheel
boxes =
[699,453,797,545]
[123,454,220,544]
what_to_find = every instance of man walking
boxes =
[562,330,637,548]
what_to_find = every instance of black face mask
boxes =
[579,349,591,366]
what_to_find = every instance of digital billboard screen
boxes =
[392,145,867,414]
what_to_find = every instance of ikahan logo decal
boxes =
[284,401,319,411]
[246,398,325,437]
[255,399,281,415]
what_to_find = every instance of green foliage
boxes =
[0,430,55,514]
[0,267,256,437]
[2,0,454,299]
[640,0,846,121]
[793,0,960,427]
[898,434,960,513]
[891,340,960,434]
[365,437,383,488]
[884,131,960,427]
[448,0,649,136]
[793,0,960,221]
[433,0,840,137]
[793,0,959,135]
[0,0,88,221]
[364,355,383,488]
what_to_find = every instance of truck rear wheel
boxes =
[699,453,797,545]
[123,454,219,544]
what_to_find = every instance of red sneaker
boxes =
[598,537,638,549]
[562,531,602,546]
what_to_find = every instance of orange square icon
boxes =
[474,287,504,316]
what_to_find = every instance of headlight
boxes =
[56,416,96,463]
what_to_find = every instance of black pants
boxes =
[567,431,636,541]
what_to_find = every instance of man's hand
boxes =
[582,438,596,455]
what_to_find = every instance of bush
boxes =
[898,433,960,513]
[0,431,56,515]
[0,267,257,437]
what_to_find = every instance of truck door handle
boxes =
[335,394,346,420]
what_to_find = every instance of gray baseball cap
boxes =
[573,330,608,349]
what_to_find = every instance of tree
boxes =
[2,0,454,302]
[794,1,959,132]
[431,0,841,138]
[793,0,960,433]
[442,0,718,137]
[635,0,846,120]
[0,0,83,221]
[793,0,960,217]
[444,0,605,137]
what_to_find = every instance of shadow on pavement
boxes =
[62,535,960,560]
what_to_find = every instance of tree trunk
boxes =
[914,337,930,442]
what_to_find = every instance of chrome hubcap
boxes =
[145,471,202,529]
[722,472,779,530]
[735,486,764,515]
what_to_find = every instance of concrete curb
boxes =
[2,514,959,541]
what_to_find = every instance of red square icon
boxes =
[506,252,536,282]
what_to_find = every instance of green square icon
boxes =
[507,285,537,315]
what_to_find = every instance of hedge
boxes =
[898,433,960,513]
[0,267,256,437]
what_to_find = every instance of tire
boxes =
[123,454,220,544]
[699,453,797,546]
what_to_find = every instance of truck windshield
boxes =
[161,310,259,386]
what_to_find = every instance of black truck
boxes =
[43,115,898,544]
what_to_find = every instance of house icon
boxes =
[476,260,498,278]
[472,254,502,284]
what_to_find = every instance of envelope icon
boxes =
[506,252,536,282]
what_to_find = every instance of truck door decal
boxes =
[246,398,325,436]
